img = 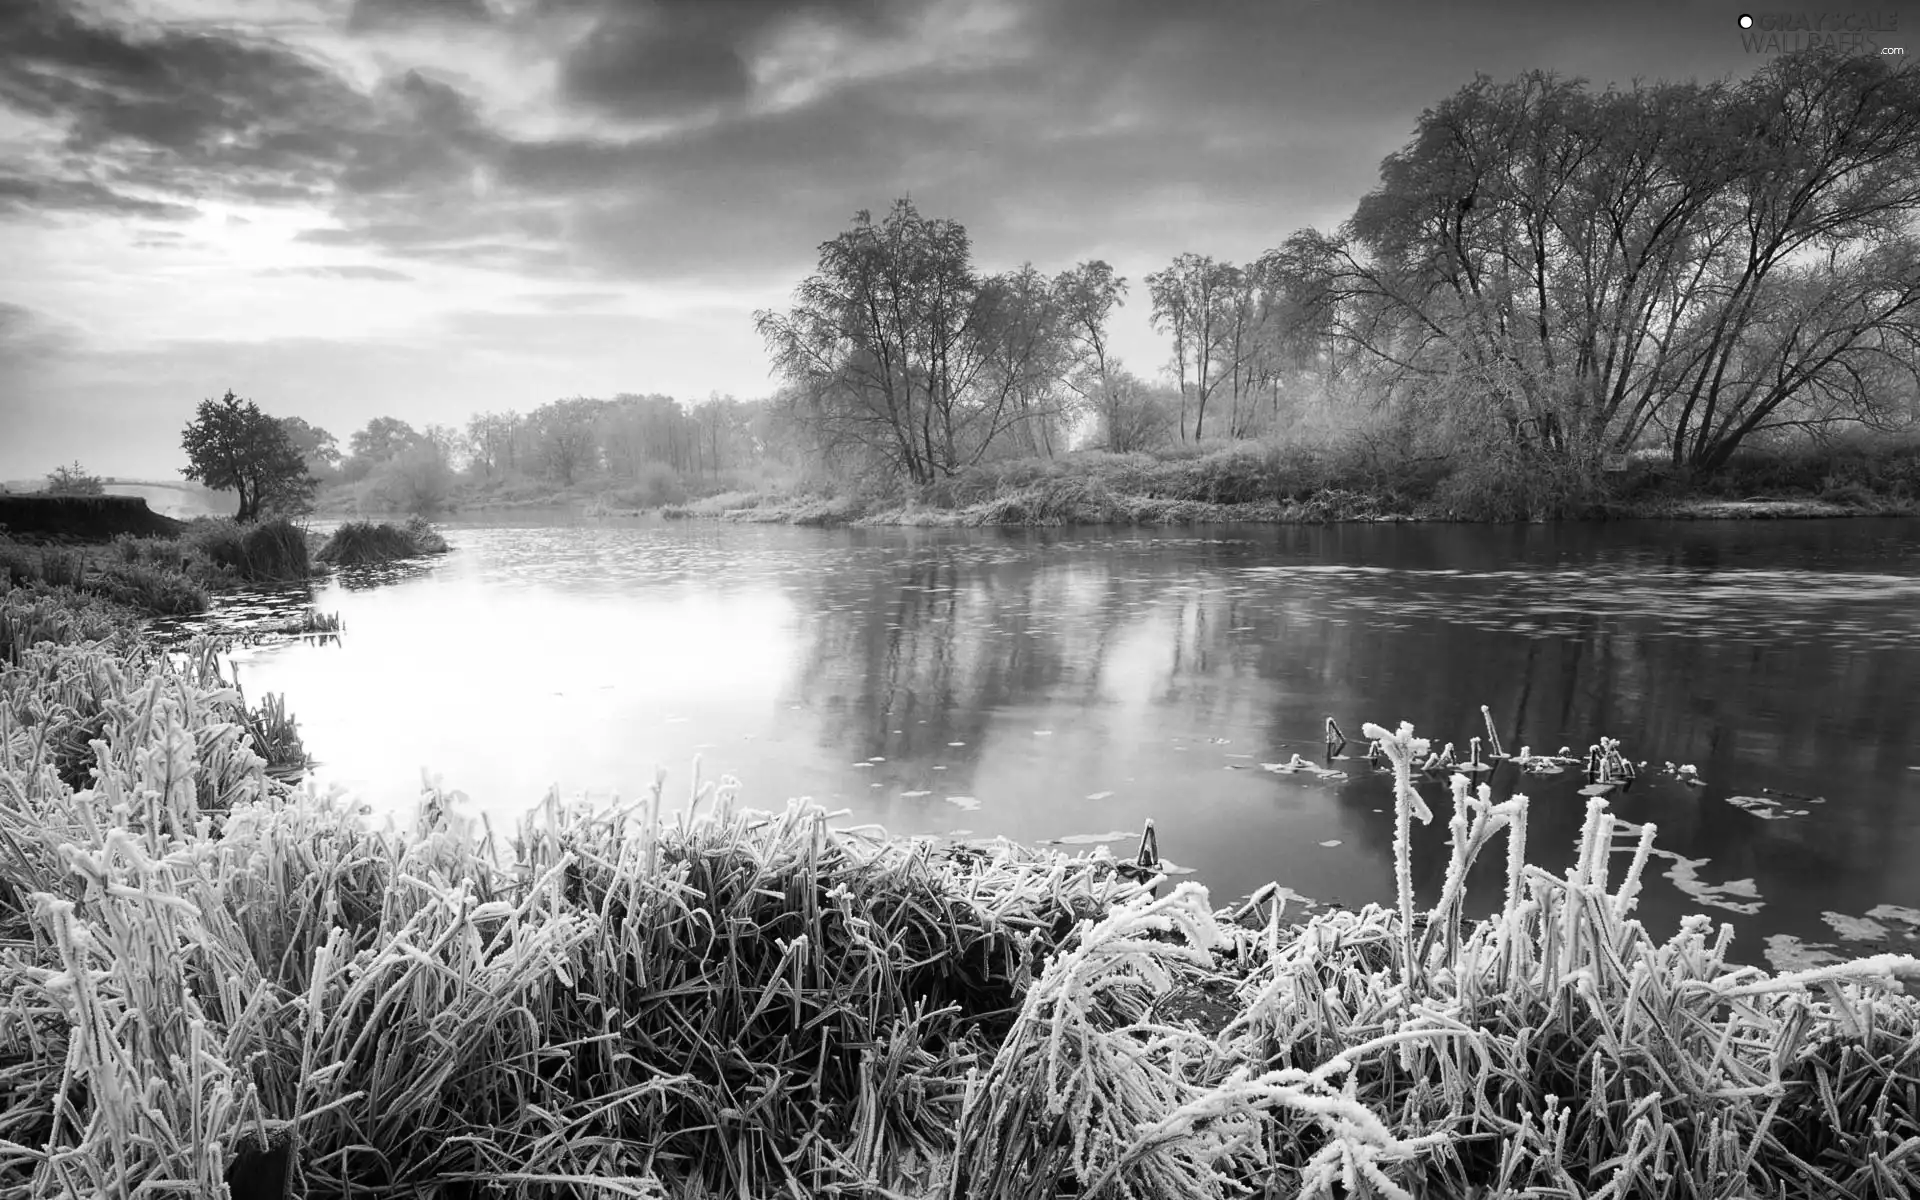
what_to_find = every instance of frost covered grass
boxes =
[0,595,1916,1198]
[0,536,211,616]
[957,722,1920,1199]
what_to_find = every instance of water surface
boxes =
[223,514,1920,966]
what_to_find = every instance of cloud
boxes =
[0,301,81,364]
[553,0,913,120]
[347,0,496,33]
[260,264,416,281]
[0,174,198,220]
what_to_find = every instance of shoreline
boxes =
[636,490,1918,528]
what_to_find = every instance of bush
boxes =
[1430,446,1605,520]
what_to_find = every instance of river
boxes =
[217,513,1920,969]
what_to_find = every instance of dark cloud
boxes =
[0,0,372,204]
[0,0,501,223]
[0,173,198,219]
[554,0,909,119]
[347,0,496,33]
[261,265,417,281]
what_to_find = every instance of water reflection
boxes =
[207,516,1920,967]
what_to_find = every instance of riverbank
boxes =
[654,486,1916,527]
[0,516,448,620]
[3,584,1916,1198]
[626,442,1920,527]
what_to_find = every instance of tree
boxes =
[1054,261,1134,452]
[43,461,105,495]
[181,391,315,521]
[1286,49,1920,474]
[529,397,605,486]
[1146,254,1266,443]
[757,199,1045,485]
[349,416,424,463]
[464,411,521,478]
[279,417,341,482]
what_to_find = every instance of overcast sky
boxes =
[0,0,1893,479]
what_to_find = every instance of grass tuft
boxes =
[315,518,450,566]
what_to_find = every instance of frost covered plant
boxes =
[953,883,1242,1200]
[1361,720,1432,975]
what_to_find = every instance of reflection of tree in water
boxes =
[792,548,1158,779]
[775,523,1917,961]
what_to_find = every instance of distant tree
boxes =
[181,391,316,521]
[279,417,342,482]
[43,461,105,495]
[529,397,605,486]
[348,416,424,463]
[362,443,456,515]
[463,411,521,478]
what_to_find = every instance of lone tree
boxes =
[43,461,105,495]
[181,390,316,521]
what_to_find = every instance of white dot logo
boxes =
[1739,13,1754,27]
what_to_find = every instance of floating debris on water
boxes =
[1822,912,1892,941]
[1723,795,1809,820]
[1085,790,1114,800]
[1260,755,1347,780]
[1765,934,1846,972]
[1045,829,1139,846]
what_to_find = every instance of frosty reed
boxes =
[1,587,1916,1198]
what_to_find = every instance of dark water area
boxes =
[215,513,1920,969]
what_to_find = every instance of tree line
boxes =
[170,390,796,521]
[167,48,1917,521]
[757,48,1920,486]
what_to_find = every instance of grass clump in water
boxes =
[184,516,316,582]
[315,516,450,566]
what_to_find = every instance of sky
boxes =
[0,0,1906,479]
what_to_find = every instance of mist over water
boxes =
[219,514,1920,966]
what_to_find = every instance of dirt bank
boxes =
[0,494,188,540]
